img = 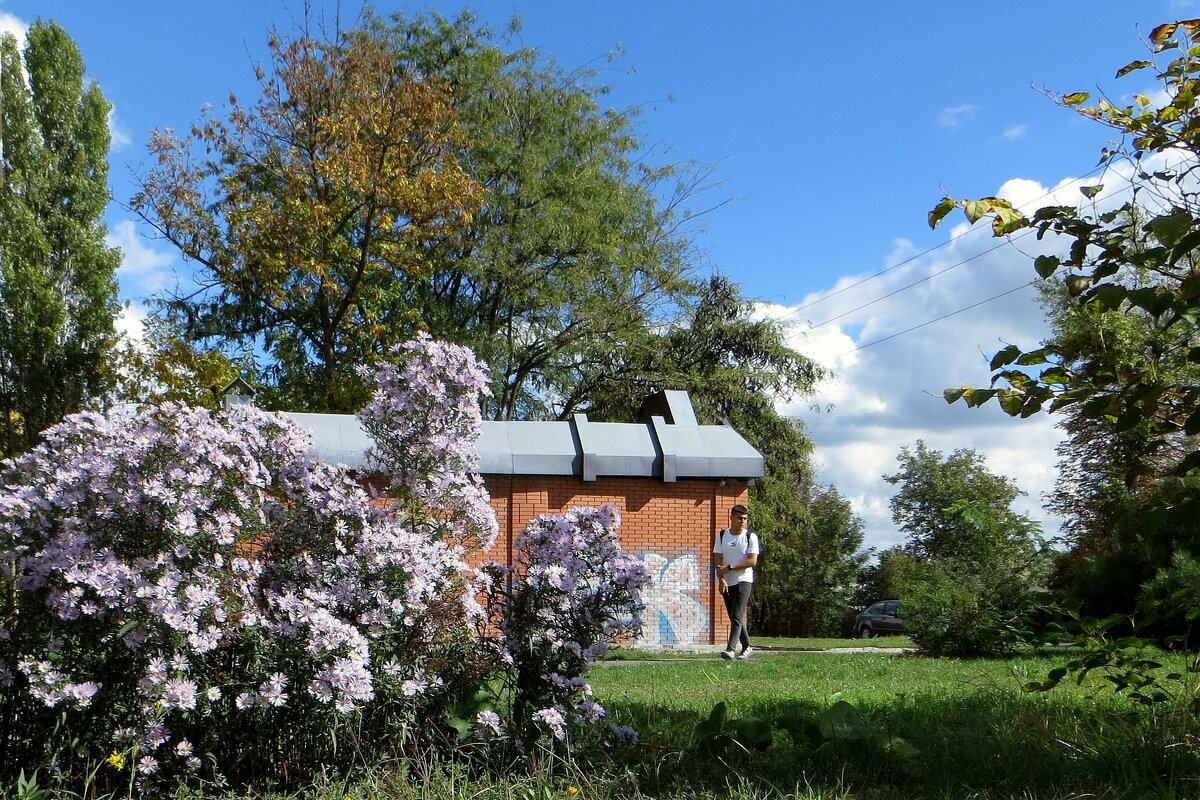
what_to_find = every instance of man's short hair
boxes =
[731,504,749,516]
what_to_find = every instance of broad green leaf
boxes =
[989,344,1022,370]
[1092,284,1127,310]
[991,204,1028,235]
[943,387,967,404]
[963,199,989,224]
[1149,209,1193,246]
[1168,228,1200,265]
[1079,184,1104,198]
[963,388,997,408]
[928,197,957,229]
[818,700,871,741]
[1065,275,1091,297]
[998,390,1024,416]
[726,717,774,751]
[1062,92,1090,105]
[1034,255,1060,278]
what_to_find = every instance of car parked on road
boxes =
[855,600,904,638]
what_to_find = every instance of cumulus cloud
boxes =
[768,184,1088,554]
[116,301,148,346]
[1002,124,1029,140]
[0,12,27,48]
[938,104,977,129]
[106,219,177,295]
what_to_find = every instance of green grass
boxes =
[604,636,915,660]
[588,649,1200,799]
[41,645,1200,799]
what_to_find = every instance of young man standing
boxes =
[713,503,759,660]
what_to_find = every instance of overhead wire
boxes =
[836,281,1038,357]
[790,160,1110,353]
[789,162,1107,319]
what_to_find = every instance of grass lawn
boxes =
[586,646,1200,799]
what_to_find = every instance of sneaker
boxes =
[719,649,736,660]
[737,647,754,660]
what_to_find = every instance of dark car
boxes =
[854,600,904,638]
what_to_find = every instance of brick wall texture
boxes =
[480,474,749,647]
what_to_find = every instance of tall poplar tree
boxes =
[0,21,120,456]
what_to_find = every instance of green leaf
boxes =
[1034,255,1061,278]
[991,204,1028,235]
[818,700,872,741]
[1092,284,1127,310]
[943,387,967,404]
[726,717,774,751]
[1065,275,1091,297]
[989,344,1022,370]
[963,388,998,408]
[1169,228,1200,265]
[1149,209,1193,246]
[1062,92,1091,105]
[1115,60,1152,78]
[963,199,989,224]
[1079,184,1104,198]
[998,390,1024,416]
[928,197,957,229]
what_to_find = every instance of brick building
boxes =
[277,390,763,648]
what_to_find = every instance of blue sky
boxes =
[1,1,1189,551]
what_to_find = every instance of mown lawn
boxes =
[134,643,1200,799]
[587,647,1200,799]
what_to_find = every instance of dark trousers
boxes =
[722,581,753,652]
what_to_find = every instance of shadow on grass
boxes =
[599,691,1200,799]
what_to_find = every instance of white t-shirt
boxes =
[712,528,760,585]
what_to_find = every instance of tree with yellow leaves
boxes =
[132,30,481,411]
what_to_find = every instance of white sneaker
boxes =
[737,647,754,660]
[720,649,736,660]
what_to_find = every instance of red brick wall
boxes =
[481,474,749,647]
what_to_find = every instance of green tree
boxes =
[929,20,1200,634]
[884,441,1049,656]
[885,440,1034,563]
[0,21,120,456]
[132,29,482,412]
[371,11,708,421]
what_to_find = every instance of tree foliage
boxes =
[369,11,711,421]
[884,441,1048,656]
[0,21,120,456]
[930,20,1200,632]
[132,29,482,412]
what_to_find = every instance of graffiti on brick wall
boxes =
[636,552,708,646]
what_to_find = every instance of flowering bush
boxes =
[0,336,647,793]
[358,334,499,554]
[483,505,651,751]
[0,340,496,793]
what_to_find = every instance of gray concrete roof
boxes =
[278,391,763,483]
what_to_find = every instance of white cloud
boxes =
[768,185,1084,554]
[1002,124,1029,141]
[107,108,132,150]
[106,219,177,295]
[0,12,27,49]
[116,301,148,346]
[938,104,977,129]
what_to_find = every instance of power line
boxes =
[835,281,1037,357]
[790,164,1106,316]
[806,235,1024,330]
